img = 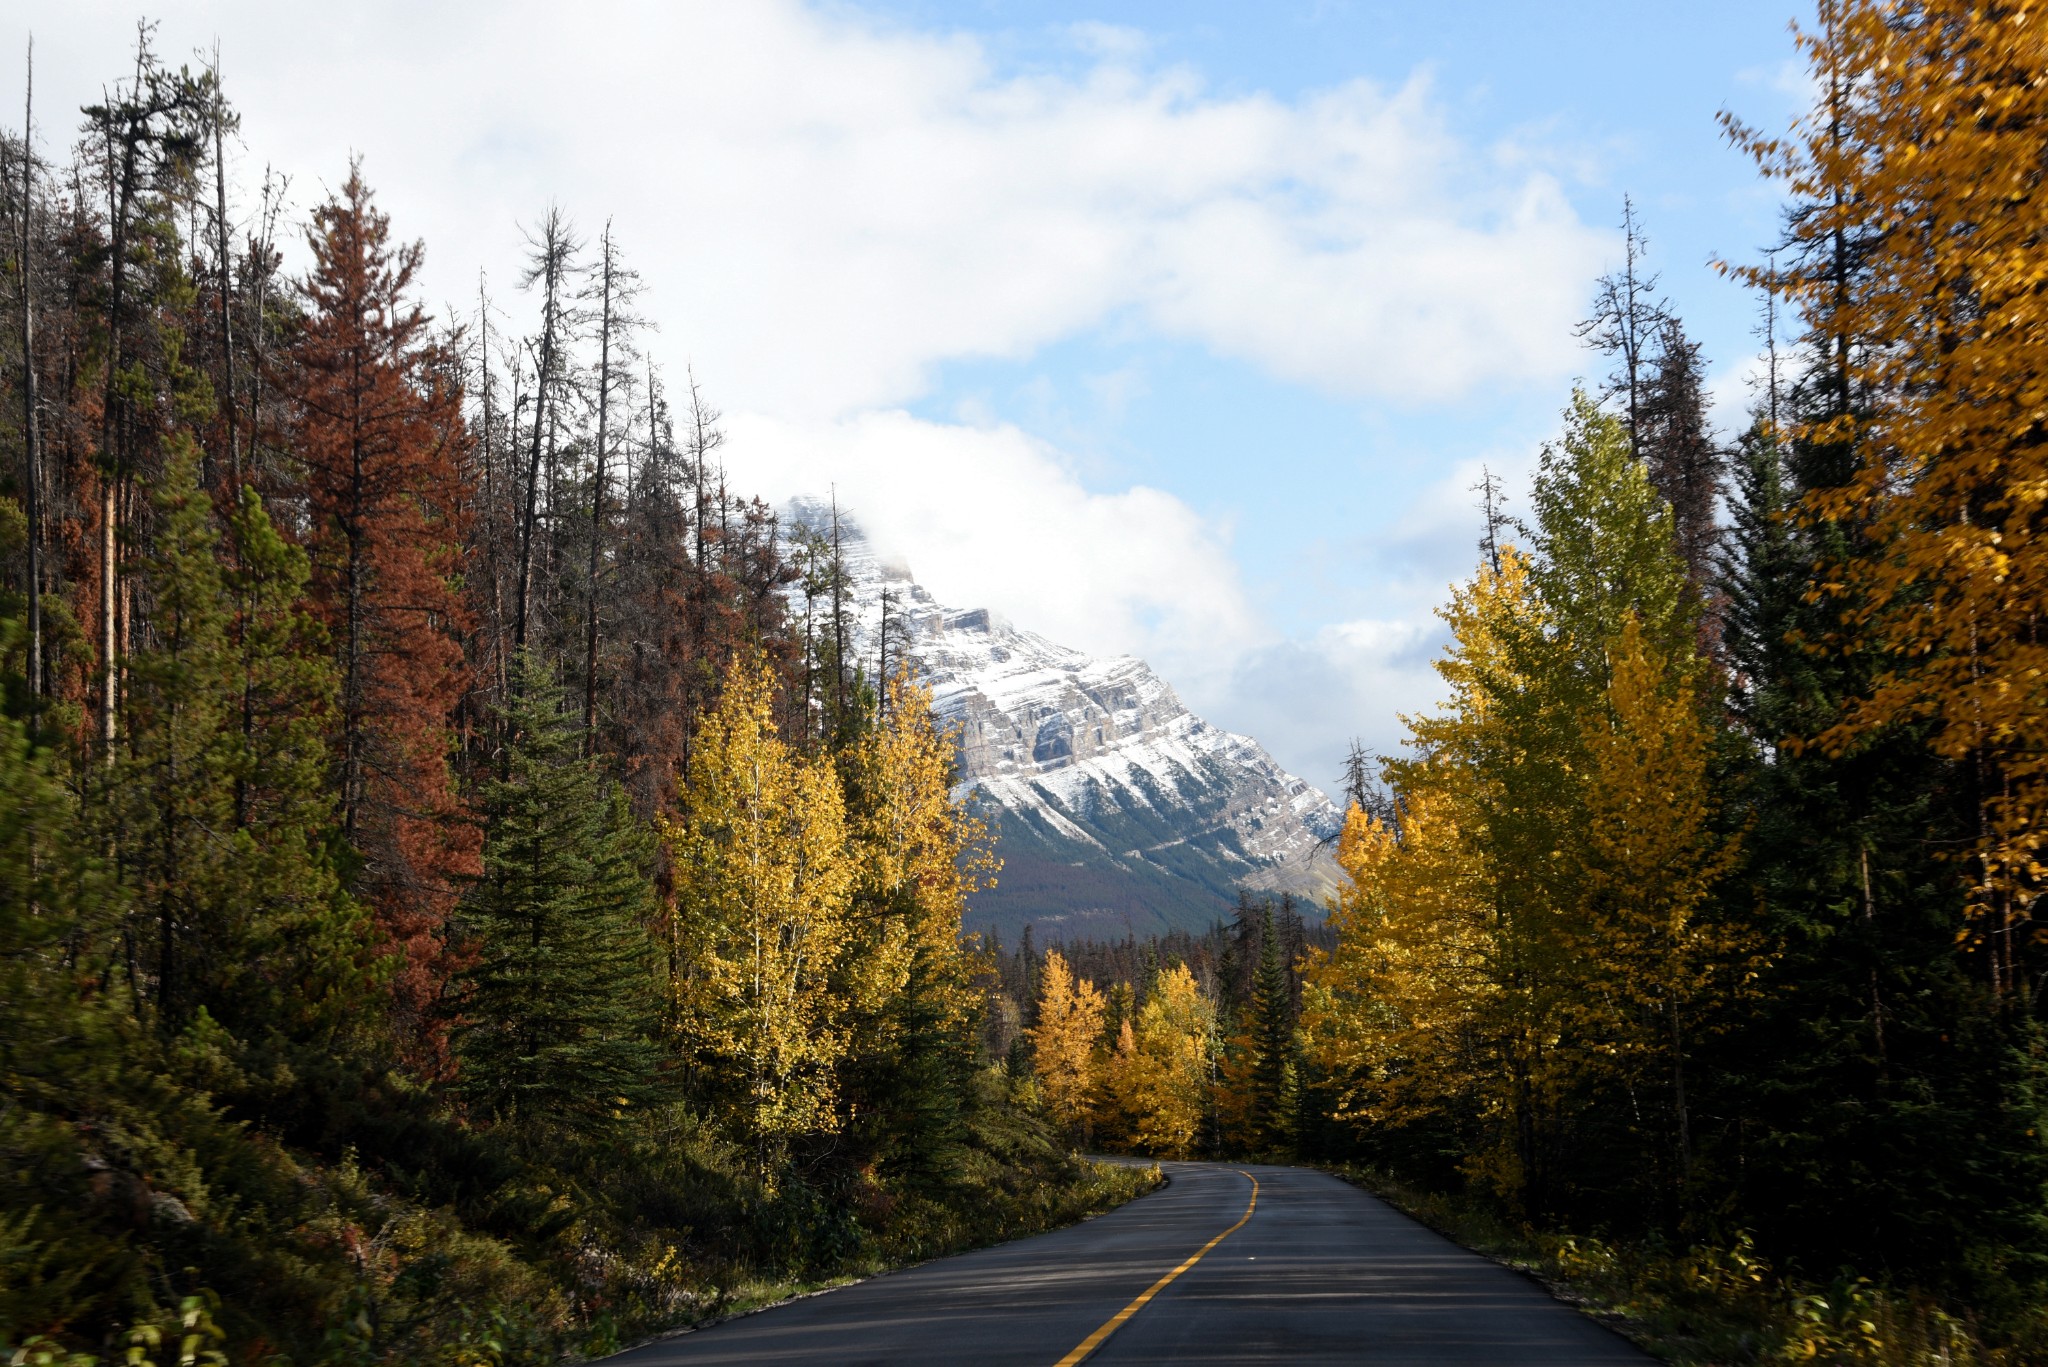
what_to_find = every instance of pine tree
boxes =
[112,444,370,1054]
[213,481,375,1054]
[1247,905,1295,1153]
[115,437,236,1037]
[285,164,477,1070]
[454,653,661,1136]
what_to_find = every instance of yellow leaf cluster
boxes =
[1731,0,2048,987]
[1027,949,1106,1140]
[663,656,854,1161]
[1305,547,1753,1205]
[1107,963,1216,1159]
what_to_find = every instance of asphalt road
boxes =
[603,1162,1652,1365]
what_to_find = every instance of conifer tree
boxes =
[115,438,236,1036]
[111,444,371,1057]
[1636,318,1724,636]
[1740,2,2048,992]
[213,482,375,1054]
[1247,905,1295,1153]
[285,164,477,1068]
[454,653,661,1136]
[1711,2,2048,1289]
[1028,950,1106,1145]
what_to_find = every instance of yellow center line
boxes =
[1052,1169,1260,1367]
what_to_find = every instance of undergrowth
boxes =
[2,1067,1157,1365]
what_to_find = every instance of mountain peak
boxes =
[782,499,1341,939]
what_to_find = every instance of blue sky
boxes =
[16,2,1814,793]
[888,0,1806,637]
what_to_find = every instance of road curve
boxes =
[603,1162,1651,1366]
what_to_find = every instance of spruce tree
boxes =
[114,445,369,1057]
[1637,318,1724,632]
[1708,366,2048,1294]
[1248,905,1294,1153]
[455,654,662,1136]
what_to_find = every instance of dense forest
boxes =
[0,27,1164,1364]
[1302,3,2048,1360]
[993,3,2048,1362]
[8,1,2048,1363]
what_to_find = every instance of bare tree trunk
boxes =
[210,49,238,485]
[478,275,508,702]
[100,97,143,757]
[19,43,42,700]
[584,223,615,751]
[514,208,574,658]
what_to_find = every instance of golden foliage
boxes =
[1027,950,1107,1140]
[663,654,855,1161]
[1727,0,2048,988]
[1107,963,1215,1159]
[1307,519,1748,1203]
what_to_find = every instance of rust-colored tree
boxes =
[283,164,478,1072]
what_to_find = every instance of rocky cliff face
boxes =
[786,499,1343,941]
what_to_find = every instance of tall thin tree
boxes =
[17,41,41,700]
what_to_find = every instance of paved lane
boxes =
[604,1163,1650,1366]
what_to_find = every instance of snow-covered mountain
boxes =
[786,499,1343,942]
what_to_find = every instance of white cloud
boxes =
[727,409,1264,702]
[25,1,1606,419]
[11,1,1614,793]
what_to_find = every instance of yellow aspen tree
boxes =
[1569,615,1754,1190]
[1117,964,1217,1158]
[1027,949,1106,1143]
[663,654,855,1172]
[1306,547,1581,1207]
[1212,1020,1261,1154]
[1729,1,2048,993]
[862,672,996,1036]
[1097,1017,1139,1147]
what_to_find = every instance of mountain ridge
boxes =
[784,497,1343,941]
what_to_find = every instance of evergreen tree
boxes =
[454,654,662,1136]
[1637,317,1724,640]
[1719,416,1805,749]
[1247,905,1295,1153]
[1712,6,2048,1291]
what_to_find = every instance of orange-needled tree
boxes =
[283,163,478,1072]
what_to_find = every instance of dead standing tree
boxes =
[582,219,643,751]
[512,204,581,658]
[1575,195,1672,460]
[82,27,208,755]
